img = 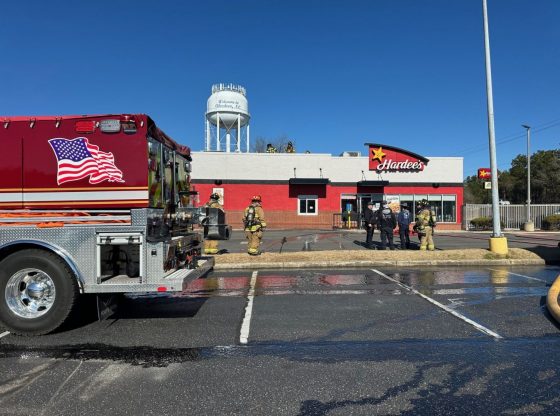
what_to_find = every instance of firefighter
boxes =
[203,193,223,255]
[415,199,437,251]
[243,195,267,255]
[266,143,277,153]
[286,141,295,153]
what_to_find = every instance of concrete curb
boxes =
[214,258,546,270]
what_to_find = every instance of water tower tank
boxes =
[205,83,251,152]
[206,83,250,128]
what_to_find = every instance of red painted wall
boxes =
[192,182,464,230]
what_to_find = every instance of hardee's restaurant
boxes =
[190,143,464,230]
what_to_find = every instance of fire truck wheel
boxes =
[0,249,79,336]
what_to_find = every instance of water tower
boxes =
[205,83,250,152]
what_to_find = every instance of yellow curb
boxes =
[214,258,545,270]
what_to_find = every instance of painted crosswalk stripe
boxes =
[372,269,503,340]
[240,271,258,345]
[0,331,10,339]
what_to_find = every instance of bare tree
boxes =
[252,137,268,153]
[251,135,297,153]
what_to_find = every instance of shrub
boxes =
[470,217,505,230]
[542,214,560,230]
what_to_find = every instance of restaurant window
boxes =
[298,195,318,215]
[428,195,443,222]
[442,195,456,222]
[399,194,414,215]
[340,194,357,213]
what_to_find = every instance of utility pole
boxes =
[522,125,534,231]
[482,0,508,253]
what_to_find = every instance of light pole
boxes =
[522,124,533,231]
[482,0,507,253]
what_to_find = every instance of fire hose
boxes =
[546,274,560,324]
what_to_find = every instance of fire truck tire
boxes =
[0,249,79,336]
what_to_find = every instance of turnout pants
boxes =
[203,239,219,255]
[419,227,435,251]
[245,229,263,254]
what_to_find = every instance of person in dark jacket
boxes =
[376,201,397,250]
[363,201,376,249]
[397,203,412,249]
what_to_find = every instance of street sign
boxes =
[484,181,492,189]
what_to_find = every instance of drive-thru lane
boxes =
[1,266,559,415]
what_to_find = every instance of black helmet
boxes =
[420,199,429,207]
[210,193,220,201]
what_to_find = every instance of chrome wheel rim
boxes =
[5,268,56,318]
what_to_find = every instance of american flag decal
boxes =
[48,137,125,185]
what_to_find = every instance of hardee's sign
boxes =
[366,143,429,172]
[477,168,491,179]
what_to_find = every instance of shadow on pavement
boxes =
[524,246,560,264]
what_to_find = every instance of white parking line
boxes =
[240,271,258,345]
[372,269,503,340]
[0,331,10,339]
[487,268,547,283]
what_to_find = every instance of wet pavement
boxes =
[1,266,560,415]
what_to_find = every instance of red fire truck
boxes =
[0,114,229,335]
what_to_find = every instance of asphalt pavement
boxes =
[1,265,559,415]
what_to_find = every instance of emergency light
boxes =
[120,115,137,134]
[75,120,95,133]
[99,119,121,133]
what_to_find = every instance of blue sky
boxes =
[1,0,559,178]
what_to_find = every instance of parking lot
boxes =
[1,265,559,415]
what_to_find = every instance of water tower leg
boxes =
[246,124,250,153]
[237,114,241,152]
[226,132,231,153]
[216,112,221,151]
[205,118,210,151]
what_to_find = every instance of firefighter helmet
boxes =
[210,193,220,201]
[251,195,262,202]
[420,199,429,207]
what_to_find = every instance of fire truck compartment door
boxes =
[0,125,23,208]
[96,233,143,245]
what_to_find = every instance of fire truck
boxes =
[0,114,229,335]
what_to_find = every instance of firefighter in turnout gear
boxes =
[285,141,295,153]
[243,195,267,255]
[203,193,223,254]
[415,199,437,251]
